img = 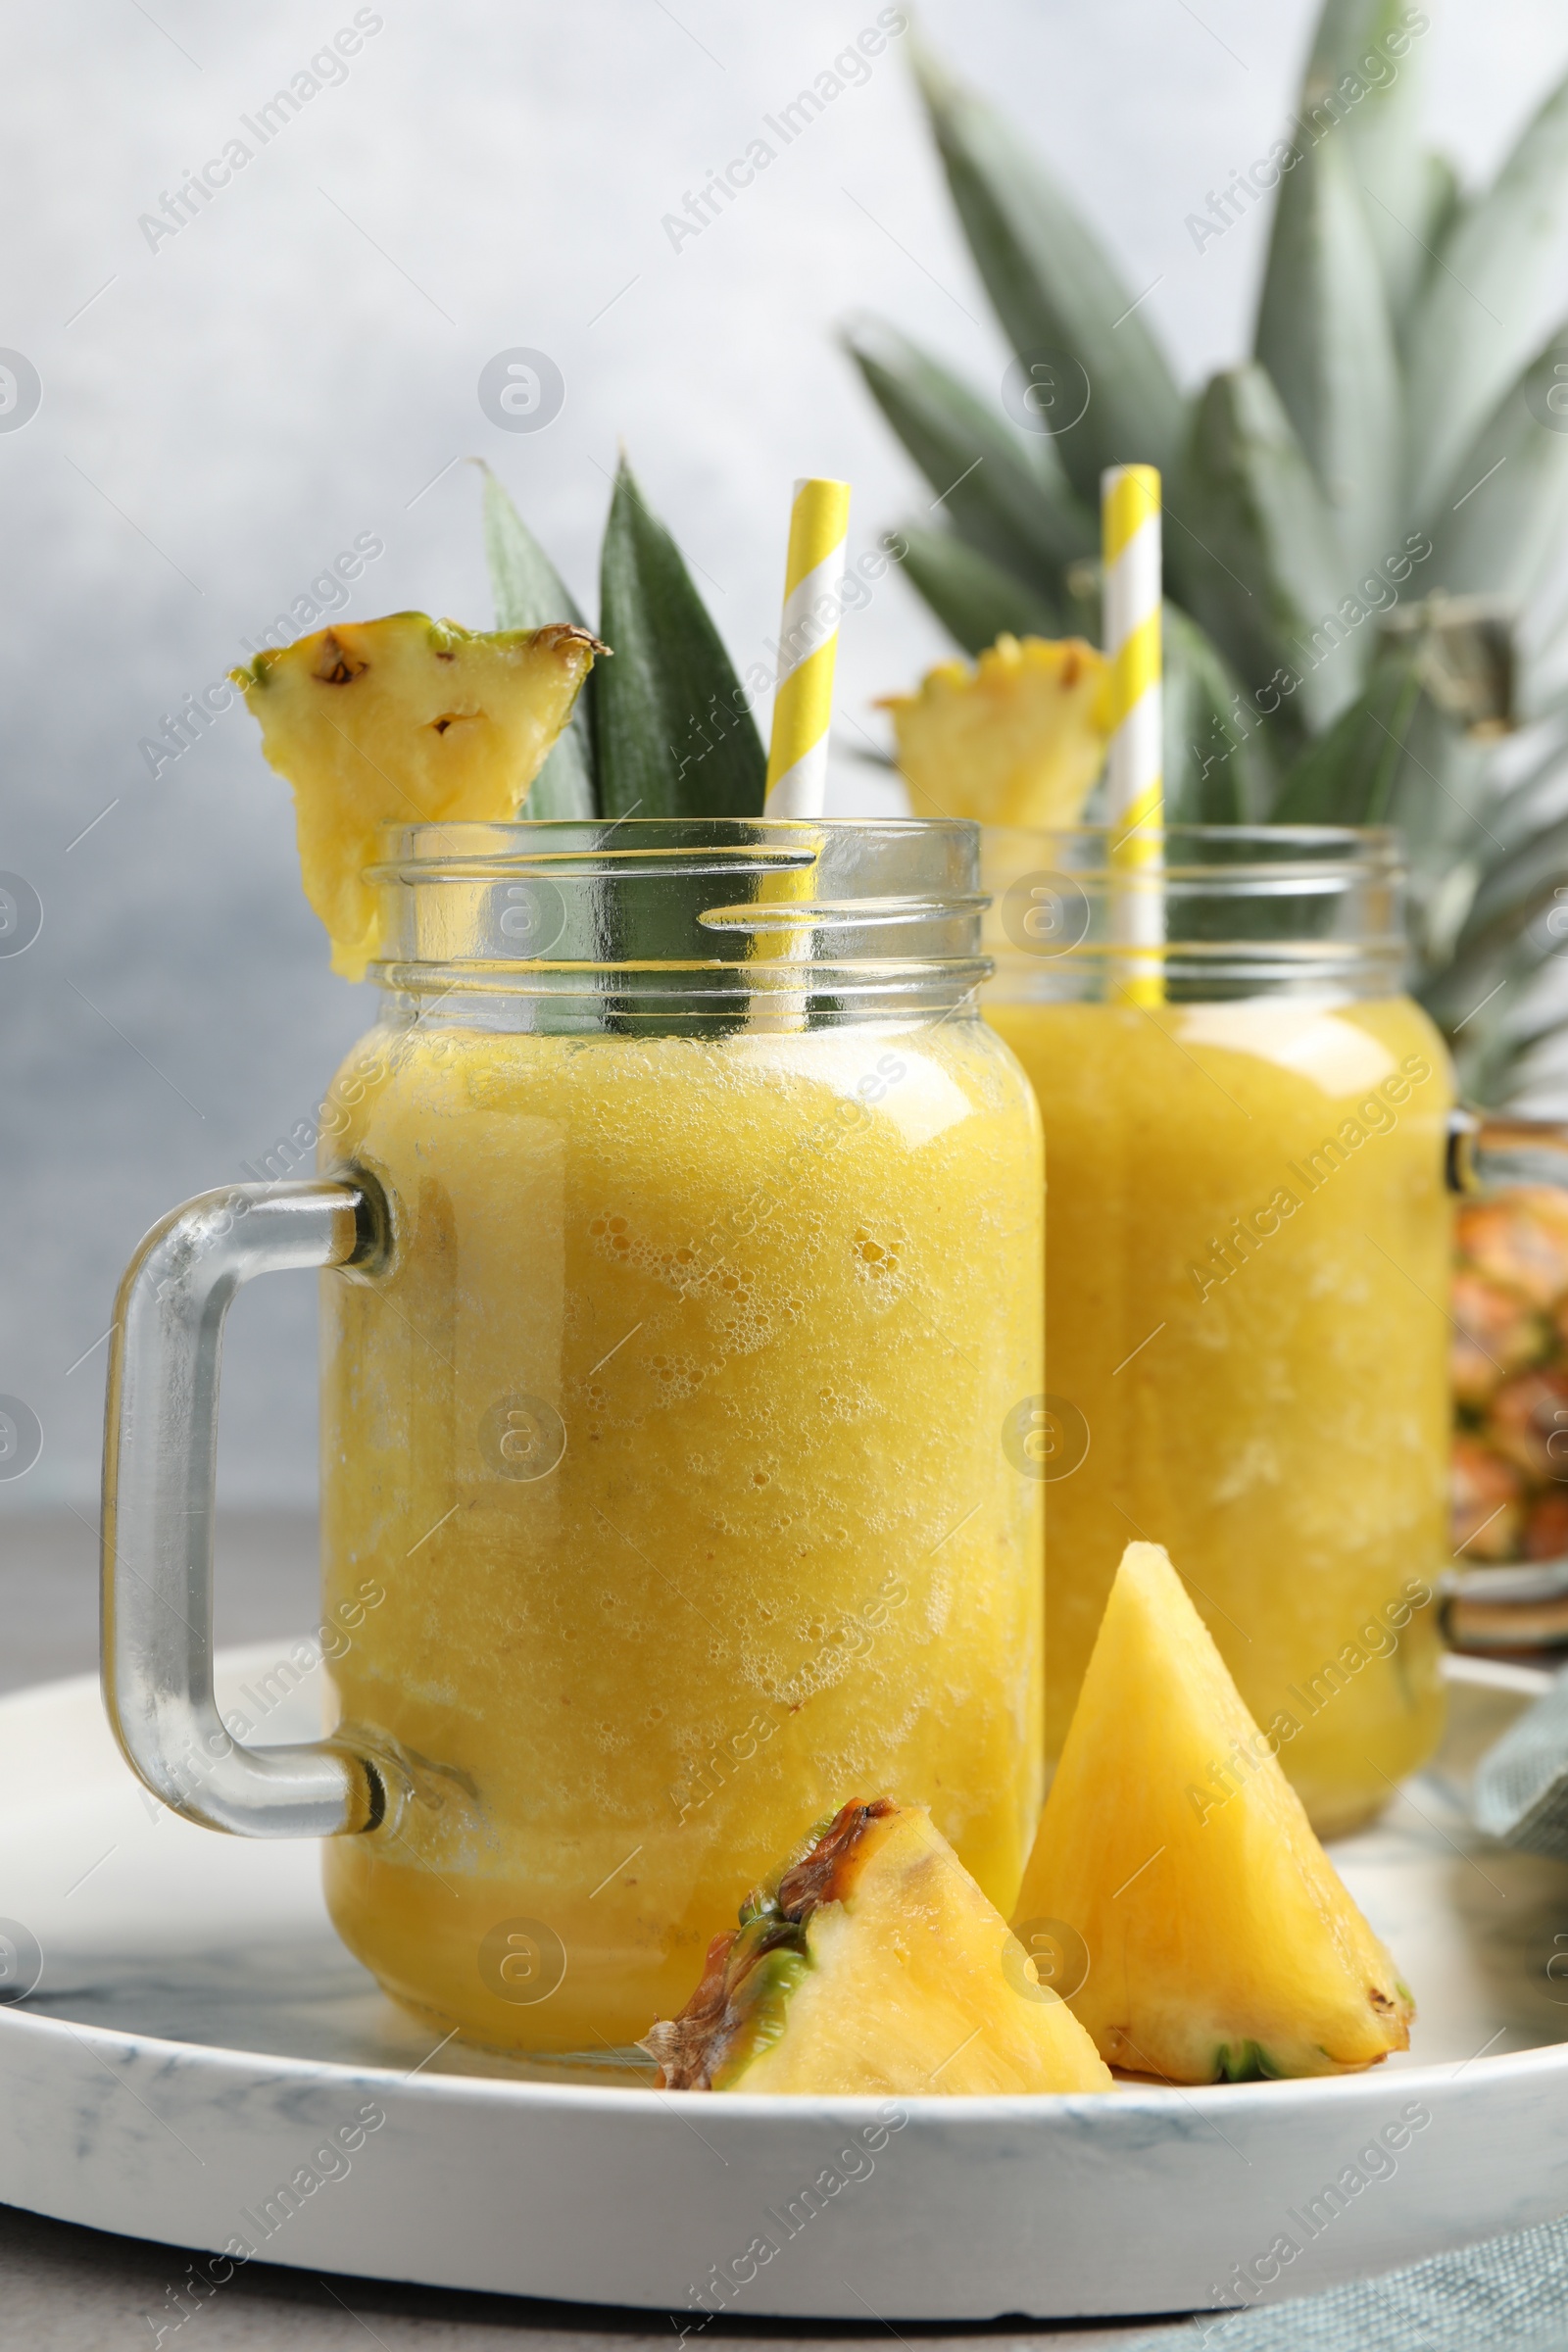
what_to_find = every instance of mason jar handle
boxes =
[1448,1109,1568,1195]
[101,1177,404,1838]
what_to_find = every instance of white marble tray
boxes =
[0,1646,1566,2324]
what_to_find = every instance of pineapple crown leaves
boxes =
[850,5,1568,1103]
[597,458,766,819]
[478,463,597,820]
[480,456,766,823]
[906,35,1185,500]
[1298,0,1429,315]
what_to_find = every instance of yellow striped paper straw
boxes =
[764,477,851,817]
[1102,464,1165,1006]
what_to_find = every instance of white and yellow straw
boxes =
[1102,464,1164,1006]
[763,477,851,817]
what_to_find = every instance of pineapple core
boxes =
[1015,1543,1414,2083]
[878,632,1110,827]
[233,612,600,978]
[643,1798,1111,2095]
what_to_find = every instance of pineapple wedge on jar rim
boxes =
[232,613,602,979]
[642,1798,1111,2096]
[877,634,1110,827]
[1015,1543,1413,2085]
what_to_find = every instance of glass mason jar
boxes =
[984,823,1565,1839]
[102,819,1044,2055]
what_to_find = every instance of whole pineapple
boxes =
[1452,1191,1568,1563]
[850,1,1568,1574]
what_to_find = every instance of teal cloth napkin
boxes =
[1126,2215,1568,2350]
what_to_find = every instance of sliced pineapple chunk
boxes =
[1014,1544,1413,2083]
[643,1797,1111,2095]
[234,612,601,978]
[878,633,1110,828]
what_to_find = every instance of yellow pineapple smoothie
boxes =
[319,1006,1043,2051]
[988,990,1452,1837]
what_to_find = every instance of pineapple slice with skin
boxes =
[1014,1544,1412,2085]
[233,612,602,980]
[877,633,1110,828]
[643,1798,1111,2096]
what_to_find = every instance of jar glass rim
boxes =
[982,822,1401,872]
[981,823,1409,1005]
[369,813,978,877]
[368,814,990,1030]
[984,823,1396,843]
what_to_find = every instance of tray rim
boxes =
[7,1992,1566,2120]
[5,1649,1568,2319]
[2,1643,1560,2128]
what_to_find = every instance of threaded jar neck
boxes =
[984,825,1407,1004]
[368,818,989,1034]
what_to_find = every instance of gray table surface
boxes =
[0,1511,1217,2347]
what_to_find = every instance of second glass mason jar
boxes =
[984,826,1452,1838]
[312,818,1043,2049]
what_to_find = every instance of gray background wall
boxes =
[4,0,1566,1513]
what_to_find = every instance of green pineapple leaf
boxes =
[596,456,766,820]
[1296,0,1430,323]
[480,464,598,819]
[1422,809,1568,1032]
[1425,325,1568,607]
[1487,724,1568,850]
[1452,986,1568,1105]
[1270,636,1426,823]
[842,319,1094,583]
[1170,364,1356,738]
[1254,130,1399,581]
[910,42,1185,503]
[1450,815,1568,960]
[1384,696,1493,972]
[856,8,1568,1105]
[1521,636,1568,728]
[1398,151,1462,338]
[894,521,1062,653]
[1433,735,1568,1057]
[1403,60,1568,521]
[1163,603,1276,824]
